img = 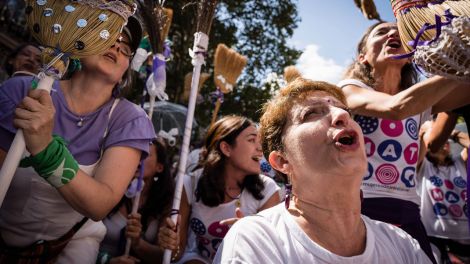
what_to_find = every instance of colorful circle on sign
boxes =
[403,143,419,165]
[381,120,403,137]
[354,115,379,135]
[375,164,399,185]
[464,204,468,218]
[190,218,206,236]
[405,118,419,140]
[364,137,375,157]
[461,190,467,201]
[449,205,463,217]
[400,167,415,188]
[445,191,459,203]
[364,162,373,181]
[378,140,402,162]
[429,176,443,187]
[197,236,210,245]
[208,221,229,238]
[453,176,467,188]
[444,180,454,190]
[433,203,448,216]
[430,188,444,201]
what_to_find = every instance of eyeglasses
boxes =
[111,36,134,58]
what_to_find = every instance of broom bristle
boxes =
[196,0,218,35]
[26,0,132,75]
[161,8,173,42]
[392,0,470,52]
[284,66,301,83]
[183,72,211,101]
[214,44,247,93]
[361,0,382,21]
[139,0,162,53]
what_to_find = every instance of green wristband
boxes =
[20,135,79,188]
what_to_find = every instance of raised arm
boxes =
[342,76,468,120]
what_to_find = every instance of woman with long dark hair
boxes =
[338,21,470,263]
[159,115,280,263]
[99,138,175,263]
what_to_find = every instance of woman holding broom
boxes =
[158,115,280,263]
[338,21,470,263]
[0,16,155,263]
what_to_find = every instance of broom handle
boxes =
[148,96,156,120]
[162,32,208,264]
[210,99,221,127]
[0,75,55,207]
[124,190,141,256]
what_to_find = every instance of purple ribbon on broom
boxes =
[393,9,456,60]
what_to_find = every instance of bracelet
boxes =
[171,245,181,262]
[19,135,79,188]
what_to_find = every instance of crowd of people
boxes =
[0,11,468,264]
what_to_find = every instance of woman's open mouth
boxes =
[334,129,360,151]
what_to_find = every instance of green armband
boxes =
[20,135,79,188]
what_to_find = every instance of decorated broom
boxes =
[121,1,173,256]
[0,0,136,206]
[163,1,218,263]
[182,71,211,102]
[390,0,470,80]
[139,1,173,119]
[283,65,301,84]
[210,44,247,126]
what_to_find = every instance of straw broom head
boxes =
[213,44,247,94]
[26,0,136,77]
[183,72,211,101]
[391,0,470,52]
[196,0,218,35]
[283,65,301,83]
[160,8,173,42]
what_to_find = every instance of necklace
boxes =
[225,188,243,208]
[64,87,86,127]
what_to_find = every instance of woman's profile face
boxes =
[10,45,41,74]
[224,125,263,176]
[282,91,367,187]
[360,22,407,68]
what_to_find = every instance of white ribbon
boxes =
[131,48,151,72]
[189,32,208,67]
[158,128,179,146]
[216,74,233,92]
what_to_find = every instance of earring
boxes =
[284,183,292,209]
[153,177,159,182]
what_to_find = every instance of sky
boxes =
[290,0,396,84]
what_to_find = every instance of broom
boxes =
[163,1,218,263]
[283,65,301,84]
[182,71,211,102]
[121,1,172,257]
[139,1,173,119]
[0,0,136,206]
[210,44,247,126]
[390,0,470,80]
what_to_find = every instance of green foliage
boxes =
[131,0,301,131]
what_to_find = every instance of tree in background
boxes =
[132,0,301,129]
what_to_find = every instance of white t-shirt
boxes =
[214,203,431,264]
[338,79,431,205]
[418,158,470,240]
[179,170,280,263]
